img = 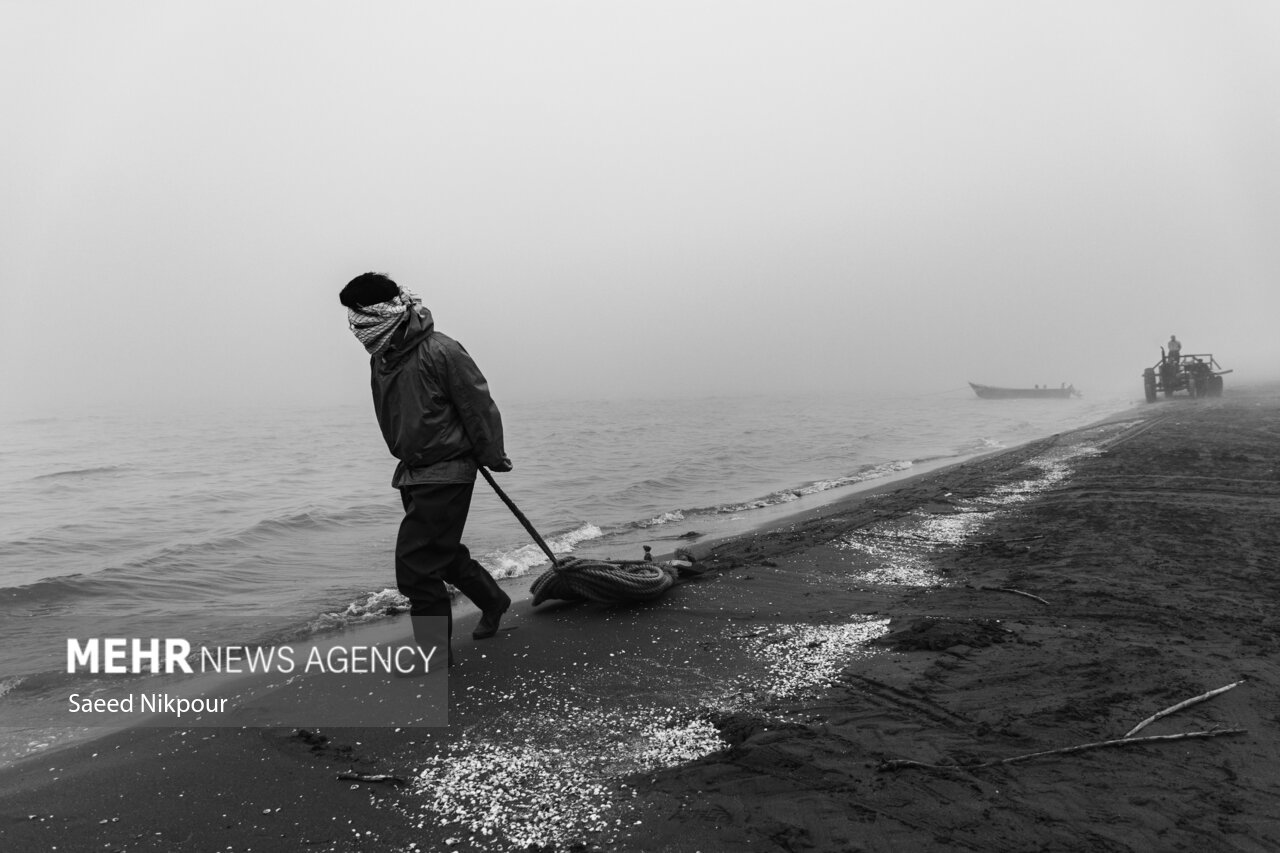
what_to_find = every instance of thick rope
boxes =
[530,557,677,606]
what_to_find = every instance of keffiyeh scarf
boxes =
[347,287,423,356]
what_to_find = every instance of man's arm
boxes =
[442,341,510,471]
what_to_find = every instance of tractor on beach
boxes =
[1143,350,1230,403]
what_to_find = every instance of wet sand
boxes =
[2,384,1278,852]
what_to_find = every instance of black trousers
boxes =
[396,481,507,637]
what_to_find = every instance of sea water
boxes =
[0,388,1133,758]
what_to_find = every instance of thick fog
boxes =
[4,2,1278,417]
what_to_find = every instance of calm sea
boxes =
[0,388,1133,758]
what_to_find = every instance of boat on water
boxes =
[969,382,1079,400]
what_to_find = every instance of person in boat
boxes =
[339,272,512,665]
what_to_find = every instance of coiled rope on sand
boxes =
[530,557,677,606]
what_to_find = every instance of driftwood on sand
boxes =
[971,585,1049,605]
[880,680,1246,773]
[1124,680,1244,738]
[879,729,1246,772]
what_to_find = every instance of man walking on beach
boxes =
[339,272,512,664]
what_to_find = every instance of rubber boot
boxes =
[453,569,511,640]
[406,612,452,674]
[471,596,510,640]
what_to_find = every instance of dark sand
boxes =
[3,384,1278,852]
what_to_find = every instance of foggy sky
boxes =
[4,1,1278,418]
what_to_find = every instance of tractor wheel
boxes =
[1143,372,1157,403]
[1209,375,1224,397]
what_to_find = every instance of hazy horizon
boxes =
[4,2,1278,420]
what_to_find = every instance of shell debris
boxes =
[723,617,891,704]
[407,700,724,850]
[837,443,1098,579]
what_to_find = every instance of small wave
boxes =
[954,437,1006,455]
[232,504,390,542]
[0,572,94,609]
[32,465,125,480]
[717,460,914,513]
[0,504,384,609]
[794,460,914,496]
[481,523,604,578]
[550,523,605,551]
[308,588,409,634]
[0,669,75,696]
[909,453,951,465]
[637,510,686,529]
[719,491,802,513]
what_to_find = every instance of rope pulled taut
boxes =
[479,467,560,567]
[479,466,690,606]
[530,557,677,606]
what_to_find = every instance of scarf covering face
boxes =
[348,287,423,356]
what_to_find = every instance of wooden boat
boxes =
[969,382,1078,400]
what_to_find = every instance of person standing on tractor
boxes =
[339,272,513,667]
[1167,335,1182,362]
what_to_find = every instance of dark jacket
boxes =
[370,306,506,487]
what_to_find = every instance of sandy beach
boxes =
[3,384,1278,853]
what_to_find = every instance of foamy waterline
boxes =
[717,459,916,513]
[308,588,408,634]
[304,443,1086,639]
